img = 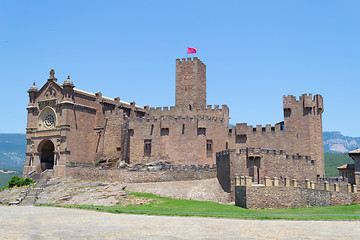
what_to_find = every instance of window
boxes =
[129,129,134,136]
[116,147,121,151]
[144,139,151,157]
[38,107,56,130]
[182,124,185,134]
[284,108,291,118]
[160,128,169,136]
[197,128,206,136]
[206,140,213,158]
[235,134,247,143]
[226,142,228,150]
[150,124,154,135]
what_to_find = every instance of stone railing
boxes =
[235,176,358,193]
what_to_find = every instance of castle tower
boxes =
[283,94,324,177]
[175,57,206,110]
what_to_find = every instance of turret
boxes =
[28,82,39,106]
[63,75,75,102]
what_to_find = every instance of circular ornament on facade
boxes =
[44,114,55,128]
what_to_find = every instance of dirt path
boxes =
[1,206,359,239]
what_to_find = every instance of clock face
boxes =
[44,114,55,129]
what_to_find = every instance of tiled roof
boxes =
[337,164,355,170]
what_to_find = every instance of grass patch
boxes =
[36,191,360,220]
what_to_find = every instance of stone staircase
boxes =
[19,169,54,206]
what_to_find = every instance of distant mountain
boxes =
[0,134,26,171]
[323,131,360,153]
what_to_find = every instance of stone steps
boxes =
[19,170,54,206]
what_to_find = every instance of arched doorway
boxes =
[38,140,55,171]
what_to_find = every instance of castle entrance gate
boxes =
[38,140,55,171]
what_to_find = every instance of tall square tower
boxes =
[175,57,206,109]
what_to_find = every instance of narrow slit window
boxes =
[144,139,151,157]
[206,140,213,158]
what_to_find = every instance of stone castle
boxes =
[23,57,325,198]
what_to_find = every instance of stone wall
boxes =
[228,122,286,151]
[64,165,217,183]
[216,148,318,201]
[126,109,229,165]
[235,185,360,209]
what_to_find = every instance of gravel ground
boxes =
[1,206,359,240]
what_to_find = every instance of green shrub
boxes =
[7,176,34,188]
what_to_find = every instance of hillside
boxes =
[0,134,26,171]
[0,134,26,188]
[324,153,353,177]
[323,131,360,153]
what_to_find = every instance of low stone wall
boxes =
[235,185,360,209]
[65,166,216,183]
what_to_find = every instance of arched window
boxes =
[38,107,56,130]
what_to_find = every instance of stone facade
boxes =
[23,57,325,190]
[235,182,360,209]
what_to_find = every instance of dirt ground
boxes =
[1,206,359,240]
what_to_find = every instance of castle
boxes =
[23,57,325,194]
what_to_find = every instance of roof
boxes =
[337,164,355,170]
[72,87,143,109]
[39,73,145,110]
[348,148,360,155]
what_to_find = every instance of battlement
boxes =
[231,122,284,136]
[130,162,217,172]
[283,93,323,111]
[148,104,228,113]
[217,148,314,164]
[130,114,226,124]
[176,57,205,66]
[147,105,229,121]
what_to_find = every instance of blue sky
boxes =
[0,1,359,136]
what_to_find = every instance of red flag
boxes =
[187,47,197,54]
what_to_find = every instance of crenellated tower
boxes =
[175,57,206,110]
[283,94,324,177]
